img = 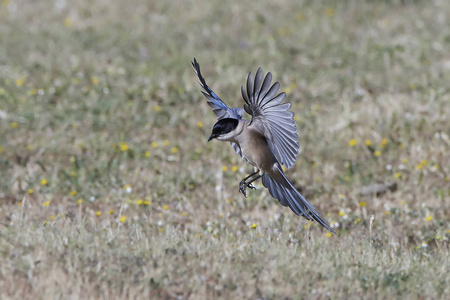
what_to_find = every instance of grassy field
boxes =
[1,0,449,298]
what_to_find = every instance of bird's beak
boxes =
[208,133,217,142]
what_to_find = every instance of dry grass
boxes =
[0,0,449,299]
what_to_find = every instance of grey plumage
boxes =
[192,58,335,234]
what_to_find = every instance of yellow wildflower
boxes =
[374,150,381,157]
[420,160,428,166]
[425,215,432,222]
[197,121,203,128]
[119,142,129,151]
[64,18,73,27]
[171,147,179,154]
[325,7,335,17]
[42,201,50,207]
[10,122,18,129]
[394,172,402,178]
[15,78,24,86]
[251,223,258,229]
[163,140,169,146]
[96,211,102,216]
[28,188,34,194]
[325,232,333,238]
[49,215,55,220]
[181,212,188,216]
[232,165,239,172]
[41,178,48,186]
[91,76,99,85]
[77,198,84,204]
[381,138,388,147]
[162,205,169,210]
[70,190,77,196]
[108,209,115,215]
[222,166,228,172]
[154,105,161,112]
[348,139,357,147]
[145,151,151,157]
[120,216,127,223]
[135,199,143,205]
[151,141,158,148]
[354,218,361,224]
[365,139,372,146]
[359,201,366,207]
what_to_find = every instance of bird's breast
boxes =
[235,128,277,173]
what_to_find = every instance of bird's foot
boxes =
[239,180,256,198]
[239,181,248,197]
[247,183,256,190]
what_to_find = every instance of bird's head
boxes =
[208,118,239,142]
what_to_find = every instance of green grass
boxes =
[0,0,449,298]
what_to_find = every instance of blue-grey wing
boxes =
[192,58,248,162]
[192,58,244,120]
[241,68,300,168]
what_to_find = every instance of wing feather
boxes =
[258,72,272,102]
[242,68,300,168]
[192,58,244,120]
[192,59,248,162]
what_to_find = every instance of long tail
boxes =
[261,165,335,234]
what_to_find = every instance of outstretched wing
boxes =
[192,58,244,120]
[241,68,300,168]
[192,58,250,163]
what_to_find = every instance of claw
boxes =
[239,184,248,198]
[239,180,256,197]
[239,180,248,197]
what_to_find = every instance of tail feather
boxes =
[262,165,336,234]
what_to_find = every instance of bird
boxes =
[192,58,335,234]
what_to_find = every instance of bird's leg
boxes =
[246,174,262,190]
[239,171,260,197]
